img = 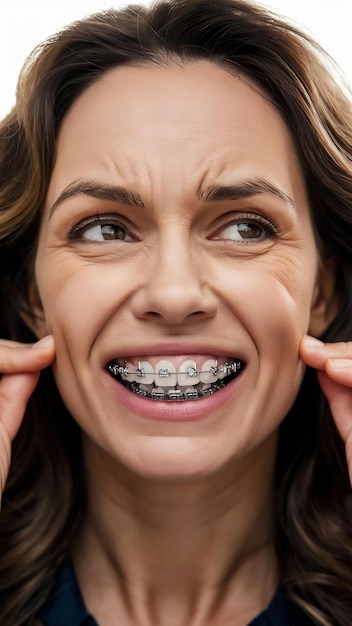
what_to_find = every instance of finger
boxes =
[317,370,352,483]
[325,359,352,387]
[0,335,55,374]
[0,371,40,441]
[0,371,40,496]
[318,371,352,440]
[0,339,38,348]
[299,335,352,371]
[302,337,352,486]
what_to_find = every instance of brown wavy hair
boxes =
[1,0,352,623]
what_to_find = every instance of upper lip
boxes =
[101,342,247,366]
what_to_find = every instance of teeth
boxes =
[138,361,154,385]
[218,365,228,380]
[124,361,137,383]
[151,387,165,400]
[177,360,200,386]
[139,383,154,393]
[184,387,199,400]
[154,359,177,387]
[199,359,218,383]
[107,357,243,401]
[167,389,183,401]
[114,358,237,384]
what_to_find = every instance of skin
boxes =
[33,62,332,478]
[0,61,352,625]
[0,336,55,496]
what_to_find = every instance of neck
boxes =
[73,433,279,626]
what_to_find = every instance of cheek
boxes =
[36,258,133,337]
[211,256,317,417]
[213,251,317,337]
[35,258,133,422]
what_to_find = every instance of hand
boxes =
[0,336,55,500]
[300,335,352,484]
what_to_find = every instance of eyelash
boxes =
[211,212,279,241]
[67,214,134,241]
[67,211,279,244]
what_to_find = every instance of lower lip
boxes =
[105,371,245,422]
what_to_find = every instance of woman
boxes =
[1,0,352,624]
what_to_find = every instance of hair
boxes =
[0,0,352,623]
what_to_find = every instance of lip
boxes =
[104,361,246,422]
[101,341,247,367]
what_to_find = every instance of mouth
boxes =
[107,355,244,402]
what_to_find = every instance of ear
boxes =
[21,280,48,339]
[308,257,339,337]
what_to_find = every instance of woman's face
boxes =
[33,61,331,479]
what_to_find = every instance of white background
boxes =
[0,0,351,118]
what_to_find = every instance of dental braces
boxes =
[128,380,226,401]
[108,360,240,379]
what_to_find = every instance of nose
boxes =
[131,232,218,326]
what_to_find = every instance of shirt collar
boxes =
[38,560,97,626]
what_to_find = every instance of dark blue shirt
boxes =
[39,561,311,626]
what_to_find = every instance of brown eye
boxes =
[82,223,130,241]
[215,218,276,242]
[69,218,135,243]
[224,222,263,240]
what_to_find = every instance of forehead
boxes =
[47,60,306,208]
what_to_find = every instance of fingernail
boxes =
[302,336,324,348]
[328,359,352,370]
[32,335,54,350]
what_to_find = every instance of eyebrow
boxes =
[200,178,296,210]
[49,179,145,216]
[49,176,295,217]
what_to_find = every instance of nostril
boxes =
[145,309,209,321]
[131,283,218,324]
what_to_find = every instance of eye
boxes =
[212,213,278,242]
[81,223,132,242]
[68,216,135,243]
